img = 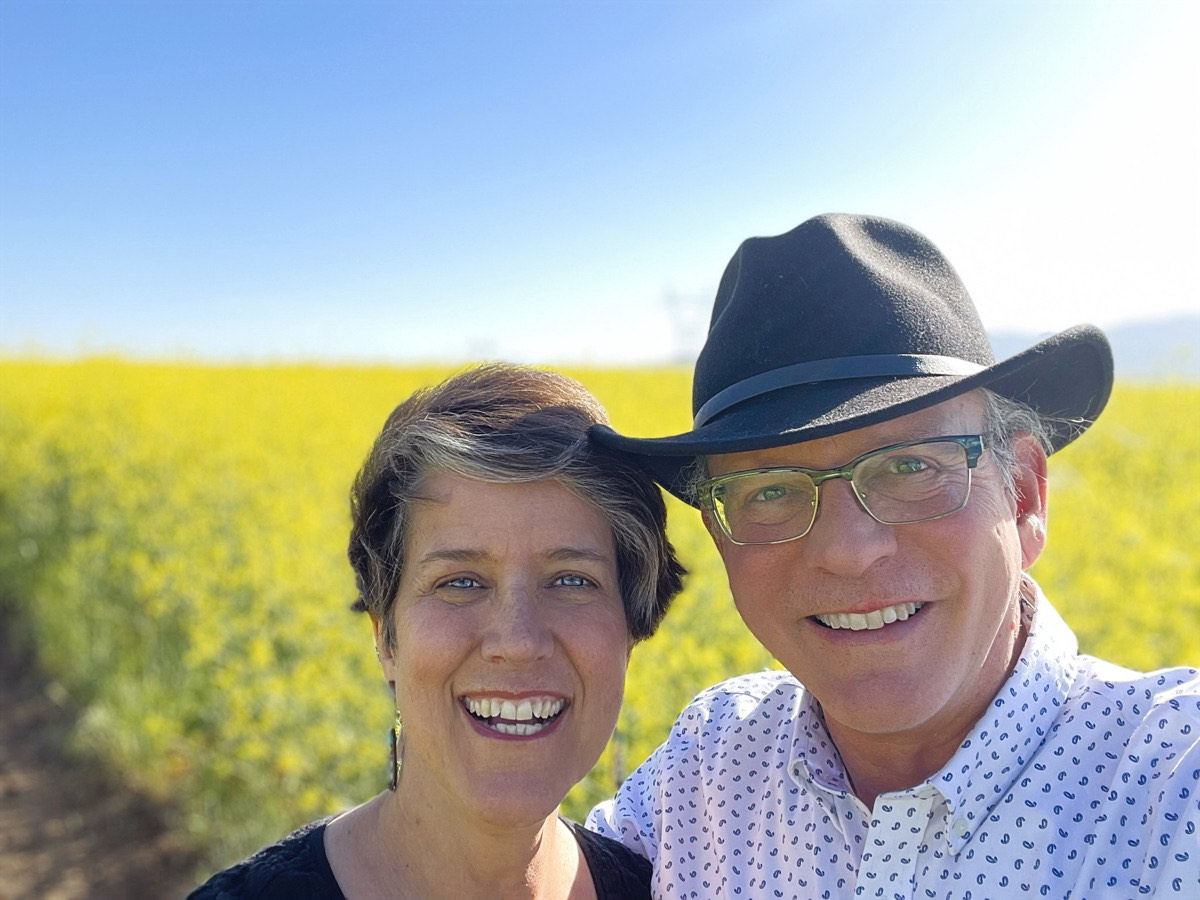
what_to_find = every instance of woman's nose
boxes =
[480,589,554,663]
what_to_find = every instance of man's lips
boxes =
[813,601,925,632]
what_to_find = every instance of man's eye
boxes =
[888,456,931,475]
[751,484,791,502]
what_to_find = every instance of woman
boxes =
[191,363,685,899]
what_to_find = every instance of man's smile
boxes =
[813,601,925,631]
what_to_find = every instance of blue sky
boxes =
[1,0,1196,364]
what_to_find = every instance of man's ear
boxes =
[1009,433,1049,568]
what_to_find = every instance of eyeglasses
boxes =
[698,434,988,545]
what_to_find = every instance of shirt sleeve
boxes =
[1133,678,1200,894]
[585,694,710,866]
[585,751,665,864]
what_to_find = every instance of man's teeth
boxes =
[815,601,924,631]
[464,696,565,735]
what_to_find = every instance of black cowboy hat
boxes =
[592,213,1113,504]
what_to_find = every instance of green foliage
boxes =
[0,361,1195,870]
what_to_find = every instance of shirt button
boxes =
[952,819,969,837]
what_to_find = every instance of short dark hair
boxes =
[348,363,685,646]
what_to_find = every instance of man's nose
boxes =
[480,588,554,663]
[802,478,896,576]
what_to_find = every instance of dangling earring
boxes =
[388,712,405,792]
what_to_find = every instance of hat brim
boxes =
[592,324,1113,504]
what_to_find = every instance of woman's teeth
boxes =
[815,601,924,631]
[464,696,565,735]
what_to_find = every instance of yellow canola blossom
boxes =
[0,359,1195,872]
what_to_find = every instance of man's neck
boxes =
[826,725,967,809]
[824,592,1034,810]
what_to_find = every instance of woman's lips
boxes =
[461,695,567,737]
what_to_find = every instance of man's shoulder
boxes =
[586,670,806,844]
[1033,595,1200,729]
[1074,657,1200,712]
[1065,657,1200,759]
[678,669,803,726]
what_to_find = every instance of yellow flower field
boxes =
[1,359,1196,870]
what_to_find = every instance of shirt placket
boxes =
[854,786,941,900]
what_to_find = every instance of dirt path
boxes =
[0,613,201,900]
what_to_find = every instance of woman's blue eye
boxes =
[442,576,480,589]
[554,573,592,588]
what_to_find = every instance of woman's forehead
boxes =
[403,472,615,553]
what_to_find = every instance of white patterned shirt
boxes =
[589,591,1200,898]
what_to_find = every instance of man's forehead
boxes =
[705,392,986,472]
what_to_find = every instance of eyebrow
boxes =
[544,547,614,565]
[864,428,959,450]
[413,546,614,567]
[833,423,986,459]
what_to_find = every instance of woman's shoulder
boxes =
[566,818,651,900]
[187,816,343,900]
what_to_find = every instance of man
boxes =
[587,214,1199,897]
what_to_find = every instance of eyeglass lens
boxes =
[710,439,974,544]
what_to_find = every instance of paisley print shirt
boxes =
[589,587,1199,898]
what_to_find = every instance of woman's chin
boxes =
[459,772,581,829]
[396,760,577,832]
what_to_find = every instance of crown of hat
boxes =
[693,214,994,421]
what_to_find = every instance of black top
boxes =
[188,816,651,899]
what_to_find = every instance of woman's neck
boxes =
[326,785,594,899]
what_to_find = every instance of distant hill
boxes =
[990,315,1199,381]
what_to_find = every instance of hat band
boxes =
[693,353,986,427]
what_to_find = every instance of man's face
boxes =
[705,391,1047,749]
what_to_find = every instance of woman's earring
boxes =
[388,712,405,792]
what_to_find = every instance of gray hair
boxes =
[978,388,1055,499]
[348,363,685,647]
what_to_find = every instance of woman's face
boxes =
[375,472,630,828]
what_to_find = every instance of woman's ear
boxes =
[370,613,397,689]
[1009,433,1049,568]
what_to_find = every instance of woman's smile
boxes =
[461,694,568,738]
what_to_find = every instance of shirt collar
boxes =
[791,690,850,794]
[788,690,861,834]
[933,580,1079,855]
[787,580,1081,854]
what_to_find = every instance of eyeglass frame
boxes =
[697,434,990,546]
